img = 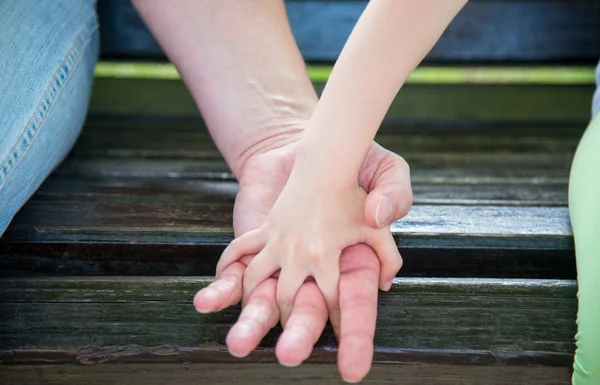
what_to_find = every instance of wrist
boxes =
[292,137,360,192]
[232,118,308,180]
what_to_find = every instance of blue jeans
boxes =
[0,0,99,234]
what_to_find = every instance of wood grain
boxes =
[0,118,576,276]
[0,362,574,385]
[0,277,577,366]
[33,177,568,206]
[0,201,572,249]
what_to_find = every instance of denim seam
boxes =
[0,1,93,109]
[0,15,98,190]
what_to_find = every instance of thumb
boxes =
[361,149,413,229]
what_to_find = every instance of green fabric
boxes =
[569,112,600,384]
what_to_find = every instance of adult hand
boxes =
[194,131,412,382]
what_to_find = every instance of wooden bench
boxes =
[1,0,599,383]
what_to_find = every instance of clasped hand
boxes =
[216,170,402,327]
[194,141,412,382]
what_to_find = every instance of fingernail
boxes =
[383,280,393,291]
[375,196,394,228]
[342,377,362,384]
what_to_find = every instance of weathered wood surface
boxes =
[0,277,577,366]
[73,122,583,157]
[1,202,572,248]
[0,363,573,385]
[0,73,584,380]
[33,176,569,206]
[0,243,575,279]
[97,0,600,63]
[90,79,596,124]
[0,120,577,277]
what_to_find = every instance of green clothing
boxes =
[569,111,600,384]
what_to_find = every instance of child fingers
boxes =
[242,250,280,307]
[276,268,308,327]
[193,262,245,313]
[216,228,267,277]
[369,230,402,291]
[314,266,341,338]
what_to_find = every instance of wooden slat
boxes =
[73,123,582,157]
[61,121,578,188]
[53,156,572,185]
[0,201,571,249]
[33,177,568,206]
[0,277,577,367]
[95,62,598,85]
[89,79,595,124]
[97,0,600,63]
[0,243,575,279]
[0,363,573,385]
[0,117,576,276]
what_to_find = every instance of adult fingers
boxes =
[276,267,309,327]
[337,244,380,383]
[226,278,280,357]
[275,281,328,367]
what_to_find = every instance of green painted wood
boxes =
[95,62,598,85]
[89,78,596,124]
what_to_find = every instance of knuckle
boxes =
[385,252,403,274]
[246,294,277,315]
[340,296,374,313]
[303,242,330,266]
[244,263,265,285]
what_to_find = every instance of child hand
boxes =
[215,174,402,325]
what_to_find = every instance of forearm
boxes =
[295,0,467,186]
[132,0,317,178]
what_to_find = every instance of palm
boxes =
[233,143,297,237]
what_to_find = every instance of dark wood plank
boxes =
[73,122,582,158]
[0,362,573,385]
[53,156,572,184]
[0,277,577,366]
[90,79,596,124]
[0,243,575,279]
[0,114,576,276]
[97,0,600,63]
[0,201,572,250]
[33,177,568,206]
[59,120,579,190]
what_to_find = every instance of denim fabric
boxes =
[0,0,99,234]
